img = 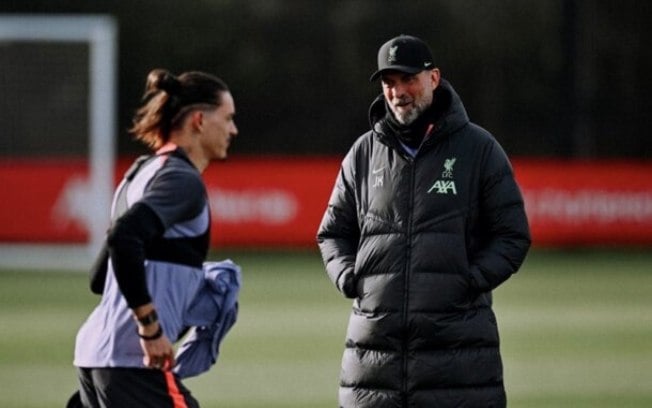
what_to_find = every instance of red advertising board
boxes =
[0,158,90,243]
[1,157,651,247]
[201,156,338,247]
[514,159,652,246]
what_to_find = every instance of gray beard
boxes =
[390,97,431,125]
[393,106,421,125]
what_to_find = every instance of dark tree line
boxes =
[2,0,650,158]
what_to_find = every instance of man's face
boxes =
[381,69,440,125]
[200,91,238,160]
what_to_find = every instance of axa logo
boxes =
[428,180,457,195]
[428,157,458,195]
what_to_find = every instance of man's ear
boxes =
[430,68,441,88]
[190,110,204,131]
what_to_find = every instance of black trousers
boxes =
[74,367,199,408]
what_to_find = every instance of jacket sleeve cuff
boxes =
[468,266,491,293]
[337,271,357,299]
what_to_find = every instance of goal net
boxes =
[0,15,117,270]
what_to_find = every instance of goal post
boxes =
[0,15,117,270]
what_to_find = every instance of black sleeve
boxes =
[89,241,109,294]
[106,202,165,308]
[316,148,361,299]
[468,141,531,292]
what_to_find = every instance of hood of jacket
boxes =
[368,78,470,151]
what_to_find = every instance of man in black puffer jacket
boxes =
[317,35,531,408]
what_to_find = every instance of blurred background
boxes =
[0,1,651,407]
[2,0,651,158]
[2,0,651,255]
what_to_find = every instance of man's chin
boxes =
[396,112,419,125]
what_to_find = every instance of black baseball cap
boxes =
[370,35,435,81]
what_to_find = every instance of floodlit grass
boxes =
[0,248,651,407]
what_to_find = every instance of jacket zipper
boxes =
[402,156,416,406]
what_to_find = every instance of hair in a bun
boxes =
[130,68,230,149]
[144,69,181,98]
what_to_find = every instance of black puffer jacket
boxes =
[317,79,531,407]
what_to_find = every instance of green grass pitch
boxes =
[0,248,651,407]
